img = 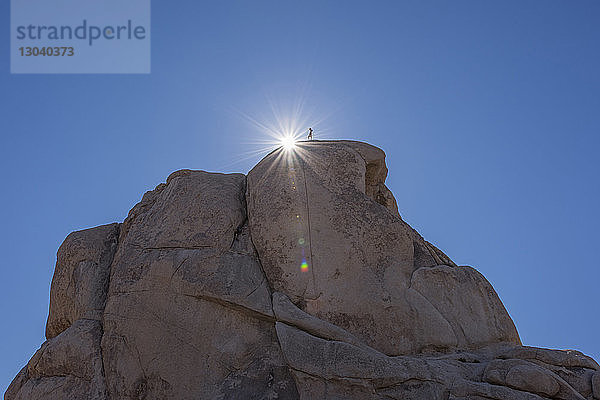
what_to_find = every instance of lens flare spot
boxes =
[300,258,309,272]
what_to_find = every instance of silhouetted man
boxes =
[307,127,313,140]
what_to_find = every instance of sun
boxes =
[280,135,297,150]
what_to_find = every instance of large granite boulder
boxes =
[6,141,598,400]
[246,141,519,355]
[100,170,296,399]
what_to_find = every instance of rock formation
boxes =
[6,141,599,400]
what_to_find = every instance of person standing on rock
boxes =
[307,127,314,140]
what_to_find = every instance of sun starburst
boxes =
[280,135,297,151]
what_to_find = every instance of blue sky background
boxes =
[1,0,599,392]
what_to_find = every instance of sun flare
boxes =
[224,90,338,169]
[280,135,297,150]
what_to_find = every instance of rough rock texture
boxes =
[7,320,107,400]
[411,265,519,350]
[246,141,518,355]
[6,141,598,400]
[46,223,120,339]
[593,372,600,399]
[101,170,296,399]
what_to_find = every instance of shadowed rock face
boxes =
[6,141,599,400]
[46,223,120,340]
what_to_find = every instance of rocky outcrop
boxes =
[8,223,119,400]
[246,141,518,355]
[411,265,519,350]
[7,320,107,400]
[274,314,598,400]
[100,170,295,399]
[46,223,120,339]
[5,141,598,400]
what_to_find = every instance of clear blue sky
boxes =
[1,1,599,392]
